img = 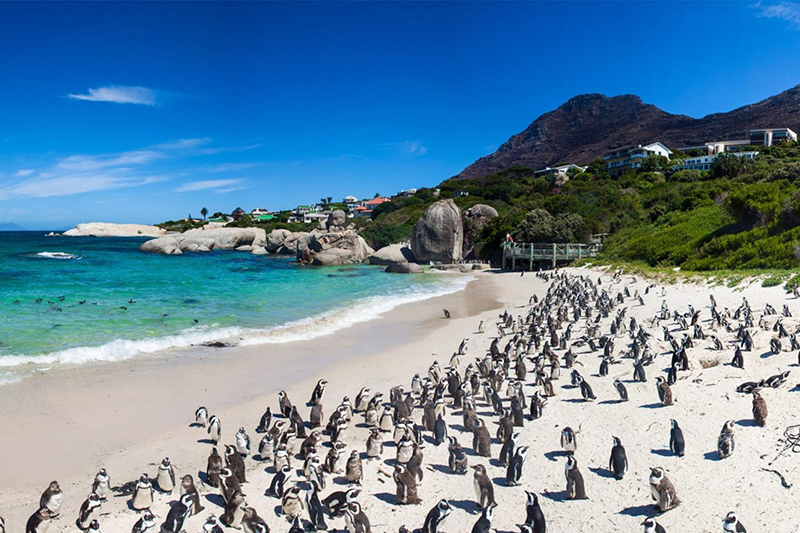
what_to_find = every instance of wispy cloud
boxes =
[4,174,164,199]
[199,143,262,155]
[175,179,245,193]
[380,140,428,156]
[68,85,157,105]
[203,162,258,173]
[750,1,800,28]
[14,169,34,177]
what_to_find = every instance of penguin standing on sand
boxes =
[472,418,492,457]
[565,455,587,500]
[131,474,154,511]
[393,464,421,505]
[77,492,101,530]
[433,414,447,446]
[613,379,629,402]
[208,415,221,445]
[448,436,468,475]
[471,464,495,509]
[642,518,666,533]
[195,406,209,427]
[346,449,363,484]
[506,446,529,486]
[723,511,746,532]
[471,502,497,533]
[718,420,736,459]
[156,457,175,493]
[561,427,577,453]
[752,390,768,426]
[223,490,247,526]
[344,502,371,533]
[92,469,111,501]
[609,436,628,480]
[39,481,63,517]
[422,499,452,533]
[235,427,251,457]
[26,508,53,533]
[499,431,519,467]
[523,491,546,533]
[278,390,293,418]
[161,493,194,533]
[305,479,327,531]
[576,375,596,401]
[241,507,270,533]
[268,465,292,498]
[366,428,384,458]
[132,510,157,533]
[180,474,204,515]
[206,447,223,488]
[656,377,673,406]
[649,467,679,512]
[310,379,328,406]
[225,445,247,483]
[669,419,685,457]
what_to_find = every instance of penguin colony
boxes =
[11,269,800,532]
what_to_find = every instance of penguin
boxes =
[669,419,685,457]
[656,376,673,406]
[723,511,746,532]
[355,387,371,412]
[256,406,272,433]
[77,492,101,530]
[478,320,485,334]
[273,444,291,472]
[287,516,304,533]
[471,501,497,533]
[305,479,327,531]
[565,455,588,500]
[219,467,242,504]
[718,420,735,459]
[0,515,4,533]
[346,449,363,484]
[180,474,204,515]
[523,491,546,533]
[310,403,324,429]
[323,487,360,517]
[561,427,577,453]
[26,508,53,533]
[613,379,629,402]
[195,406,209,428]
[448,436,468,475]
[39,481,63,516]
[633,358,647,382]
[310,379,328,406]
[472,418,492,457]
[752,390,768,426]
[396,434,415,464]
[222,490,247,527]
[161,493,194,533]
[433,413,448,446]
[225,444,247,483]
[344,502,371,533]
[471,464,495,509]
[393,464,421,505]
[609,436,628,480]
[156,457,175,493]
[506,445,529,486]
[649,467,679,512]
[92,469,111,501]
[236,427,251,457]
[281,485,305,518]
[499,431,519,467]
[268,465,292,498]
[206,447,223,488]
[443,308,451,319]
[642,518,666,533]
[131,474,154,511]
[278,390,293,418]
[576,375,596,401]
[366,428,384,458]
[422,499,452,533]
[132,510,157,533]
[208,415,221,445]
[731,347,744,369]
[290,406,307,438]
[241,507,269,533]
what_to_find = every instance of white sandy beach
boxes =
[2,267,800,532]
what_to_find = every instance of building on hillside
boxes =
[397,188,418,198]
[251,207,272,217]
[454,190,470,198]
[353,197,391,218]
[343,195,359,206]
[253,214,275,222]
[603,142,672,176]
[671,151,759,172]
[749,128,797,146]
[534,164,587,177]
[231,207,247,220]
[304,212,329,224]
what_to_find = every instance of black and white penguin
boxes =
[448,436,468,475]
[565,455,587,500]
[280,486,304,519]
[576,375,596,401]
[39,481,63,517]
[305,479,327,531]
[241,507,269,533]
[613,379,629,402]
[506,445,529,486]
[92,469,111,501]
[180,474,204,515]
[235,427,251,457]
[609,436,628,480]
[433,414,448,446]
[561,427,577,453]
[718,420,735,459]
[633,358,647,382]
[256,406,272,433]
[156,457,176,493]
[26,508,53,533]
[471,501,497,533]
[649,467,679,512]
[161,493,194,533]
[224,490,248,526]
[132,510,157,533]
[77,492,102,530]
[723,511,746,532]
[642,517,666,533]
[323,487,360,517]
[499,431,519,467]
[195,406,209,428]
[523,491,546,533]
[225,444,247,483]
[344,502,371,533]
[422,499,452,533]
[268,465,292,498]
[669,419,685,457]
[131,474,154,511]
[471,464,495,509]
[278,390,293,418]
[208,415,221,445]
[309,379,328,406]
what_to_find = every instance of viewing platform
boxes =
[501,241,602,270]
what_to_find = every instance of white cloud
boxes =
[1,174,164,199]
[14,169,34,177]
[175,179,244,193]
[68,85,157,105]
[751,1,800,28]
[380,140,428,156]
[155,138,212,150]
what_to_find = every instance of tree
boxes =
[320,197,327,206]
[327,196,333,205]
[712,153,745,178]
[641,154,670,172]
[201,207,208,221]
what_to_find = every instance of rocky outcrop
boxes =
[368,243,416,265]
[64,222,165,238]
[385,262,424,274]
[326,209,347,230]
[411,199,463,264]
[140,227,267,255]
[297,230,373,266]
[462,204,499,259]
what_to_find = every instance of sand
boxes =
[2,267,800,532]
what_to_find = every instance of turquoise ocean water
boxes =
[0,232,469,379]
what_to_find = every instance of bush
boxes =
[762,276,783,288]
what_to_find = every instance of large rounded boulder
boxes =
[411,199,463,263]
[462,204,499,259]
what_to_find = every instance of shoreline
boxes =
[0,270,515,529]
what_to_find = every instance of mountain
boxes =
[0,222,26,231]
[457,84,800,179]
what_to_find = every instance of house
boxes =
[603,142,672,176]
[231,207,247,220]
[251,207,272,217]
[352,205,370,218]
[304,212,329,224]
[672,151,758,172]
[397,188,417,198]
[253,214,275,222]
[749,128,797,146]
[535,164,586,177]
[295,205,312,215]
[454,190,470,198]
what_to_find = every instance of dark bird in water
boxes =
[120,306,128,311]
[128,299,137,304]
[78,300,86,305]
[443,309,451,319]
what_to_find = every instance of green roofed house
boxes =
[254,214,275,222]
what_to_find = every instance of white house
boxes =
[534,164,587,177]
[251,207,272,217]
[672,151,758,172]
[397,188,418,198]
[603,142,672,176]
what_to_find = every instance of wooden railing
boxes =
[501,241,602,270]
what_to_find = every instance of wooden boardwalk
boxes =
[501,242,602,270]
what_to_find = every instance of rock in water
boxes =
[411,199,463,263]
[266,229,293,253]
[385,262,424,274]
[296,230,373,266]
[64,222,166,238]
[368,244,416,265]
[140,228,267,255]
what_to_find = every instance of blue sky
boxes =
[2,1,800,229]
